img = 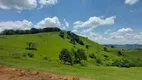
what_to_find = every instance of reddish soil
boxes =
[0,66,95,80]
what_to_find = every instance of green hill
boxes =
[0,31,142,80]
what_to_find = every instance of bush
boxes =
[104,47,107,51]
[26,41,37,50]
[112,58,132,68]
[77,49,87,61]
[59,48,73,65]
[43,56,51,61]
[112,59,122,67]
[67,31,84,45]
[95,57,102,65]
[70,38,76,45]
[12,52,23,58]
[111,45,115,48]
[117,51,124,56]
[104,54,109,58]
[59,31,65,39]
[86,45,89,49]
[28,53,34,58]
[89,53,96,59]
[80,60,87,66]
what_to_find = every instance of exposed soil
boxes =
[0,66,95,80]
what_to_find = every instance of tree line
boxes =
[1,27,61,35]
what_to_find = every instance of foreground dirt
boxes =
[0,66,95,80]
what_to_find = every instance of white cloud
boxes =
[71,30,78,33]
[0,20,33,32]
[117,28,133,33]
[104,29,111,34]
[0,0,37,10]
[110,28,133,36]
[64,19,69,27]
[39,0,57,8]
[73,16,116,29]
[125,0,139,5]
[35,16,61,28]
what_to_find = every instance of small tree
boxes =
[104,47,107,51]
[70,38,76,45]
[118,51,124,56]
[86,45,89,49]
[111,45,115,48]
[89,53,96,59]
[59,31,65,39]
[26,41,37,50]
[59,48,73,65]
[77,49,87,61]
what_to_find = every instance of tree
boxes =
[104,47,107,51]
[89,53,96,59]
[77,49,87,61]
[67,31,84,45]
[59,48,73,65]
[70,38,76,45]
[118,51,124,56]
[26,41,37,50]
[59,31,65,39]
[111,45,115,48]
[86,45,89,49]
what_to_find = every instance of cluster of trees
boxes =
[1,27,61,35]
[111,58,142,68]
[59,48,87,65]
[67,31,84,45]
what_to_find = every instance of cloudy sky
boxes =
[0,0,142,44]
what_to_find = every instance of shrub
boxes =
[77,49,87,61]
[59,31,65,39]
[112,58,132,68]
[59,48,73,65]
[43,56,51,61]
[80,60,87,66]
[86,45,89,49]
[70,38,76,45]
[112,59,122,67]
[121,58,131,68]
[111,45,115,48]
[117,51,124,56]
[104,47,107,51]
[89,53,96,59]
[28,53,34,58]
[104,54,109,58]
[67,31,84,45]
[12,52,23,58]
[26,41,37,50]
[95,57,102,65]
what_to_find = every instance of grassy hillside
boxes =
[0,32,142,80]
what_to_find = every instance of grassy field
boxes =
[0,32,142,80]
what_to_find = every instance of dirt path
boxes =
[0,66,95,80]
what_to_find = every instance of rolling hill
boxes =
[0,31,142,80]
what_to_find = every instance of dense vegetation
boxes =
[1,27,61,35]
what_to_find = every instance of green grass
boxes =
[0,32,142,80]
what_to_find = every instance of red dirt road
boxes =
[0,66,95,80]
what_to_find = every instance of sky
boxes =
[0,0,142,44]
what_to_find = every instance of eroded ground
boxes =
[0,66,94,80]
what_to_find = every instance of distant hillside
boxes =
[105,44,142,49]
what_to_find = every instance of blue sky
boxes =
[0,0,142,44]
